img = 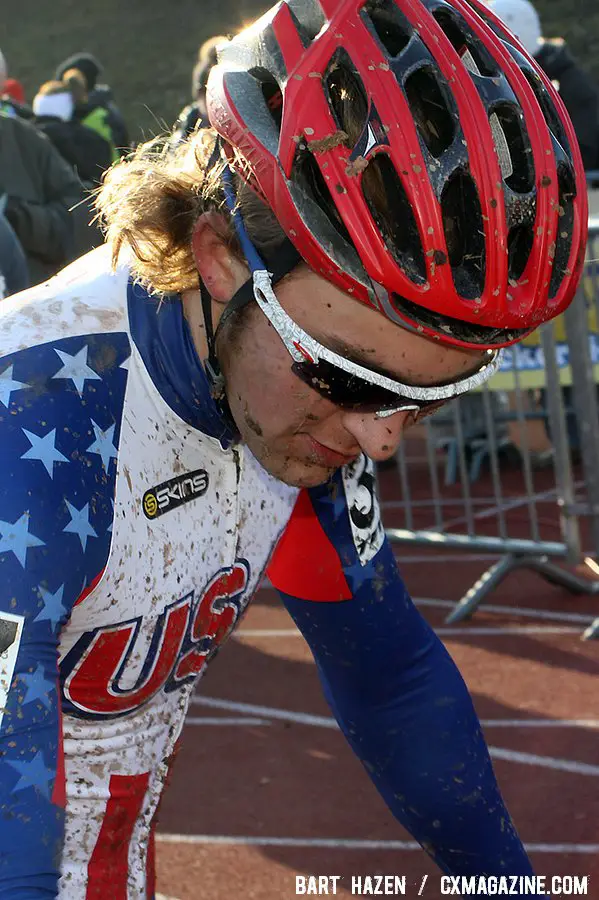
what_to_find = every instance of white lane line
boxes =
[155,833,599,854]
[484,719,599,729]
[235,626,580,638]
[191,697,599,754]
[192,696,336,729]
[489,747,599,776]
[415,597,594,624]
[186,716,272,727]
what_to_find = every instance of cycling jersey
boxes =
[0,248,541,898]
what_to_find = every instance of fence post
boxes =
[563,285,599,559]
[539,325,581,565]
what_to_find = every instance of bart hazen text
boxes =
[296,875,422,895]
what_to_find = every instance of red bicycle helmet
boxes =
[206,0,588,348]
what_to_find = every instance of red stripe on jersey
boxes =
[75,569,106,607]
[86,771,150,899]
[51,675,66,808]
[146,825,156,900]
[267,489,351,602]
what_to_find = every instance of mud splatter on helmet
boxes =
[207,0,588,348]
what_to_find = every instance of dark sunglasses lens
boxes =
[292,360,427,413]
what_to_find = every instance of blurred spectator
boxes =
[4,78,25,105]
[0,49,33,120]
[0,214,29,298]
[55,52,129,157]
[0,113,82,284]
[33,79,113,186]
[33,76,108,257]
[488,0,599,170]
[171,35,227,145]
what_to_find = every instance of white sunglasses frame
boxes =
[252,270,502,418]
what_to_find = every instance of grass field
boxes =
[2,0,598,143]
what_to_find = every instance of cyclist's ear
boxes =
[191,211,250,305]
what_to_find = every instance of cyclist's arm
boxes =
[268,457,539,884]
[0,334,126,897]
[0,429,75,897]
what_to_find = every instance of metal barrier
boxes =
[384,222,599,639]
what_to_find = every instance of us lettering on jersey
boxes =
[341,454,384,565]
[0,612,24,730]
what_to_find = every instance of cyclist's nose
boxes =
[340,409,412,461]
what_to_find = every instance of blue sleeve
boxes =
[0,333,128,897]
[270,457,539,889]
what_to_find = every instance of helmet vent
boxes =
[432,8,497,77]
[522,69,572,161]
[491,103,534,193]
[292,146,353,245]
[324,50,369,143]
[441,169,486,299]
[390,293,528,344]
[249,67,284,132]
[361,0,412,58]
[507,224,534,281]
[404,67,455,158]
[361,153,426,283]
[549,163,576,299]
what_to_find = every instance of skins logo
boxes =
[143,468,209,519]
[60,561,250,719]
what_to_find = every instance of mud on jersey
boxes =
[0,248,301,896]
[0,249,542,898]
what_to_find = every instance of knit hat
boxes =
[487,0,542,56]
[55,52,102,91]
[4,78,26,105]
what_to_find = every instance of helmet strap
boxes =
[201,163,302,396]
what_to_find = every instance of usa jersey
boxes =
[0,248,302,896]
[0,248,543,899]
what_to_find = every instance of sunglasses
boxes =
[251,270,501,420]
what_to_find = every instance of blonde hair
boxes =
[38,70,88,106]
[62,68,88,105]
[37,79,67,97]
[95,129,285,295]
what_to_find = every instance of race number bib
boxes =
[342,455,385,565]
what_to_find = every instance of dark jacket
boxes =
[0,214,28,297]
[35,114,113,185]
[54,54,129,154]
[0,114,82,284]
[83,85,129,155]
[536,40,599,170]
[0,97,34,121]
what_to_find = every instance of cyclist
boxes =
[0,0,586,896]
